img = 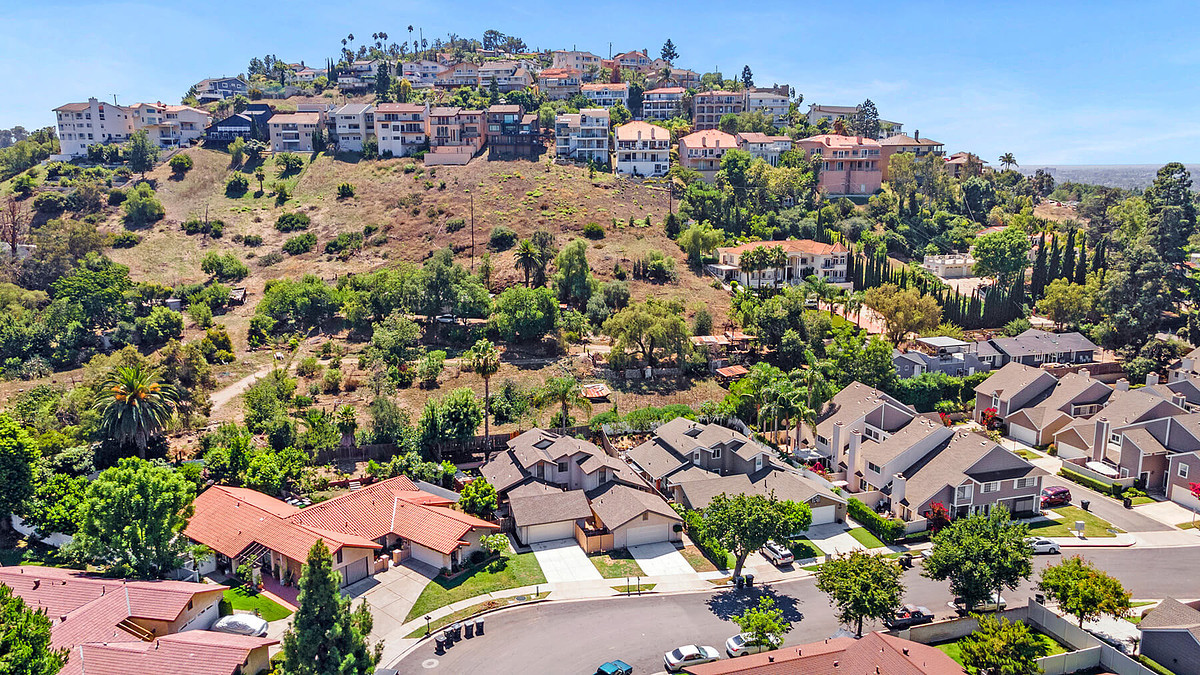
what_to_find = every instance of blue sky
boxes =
[4,0,1198,165]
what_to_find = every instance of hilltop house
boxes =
[204,103,273,143]
[400,60,443,87]
[677,129,738,177]
[581,82,630,108]
[333,103,374,152]
[642,86,686,120]
[796,134,884,196]
[709,239,850,288]
[551,50,603,72]
[555,108,610,164]
[806,104,903,138]
[54,98,135,157]
[193,77,248,102]
[485,104,545,159]
[538,67,584,100]
[373,102,428,157]
[267,111,323,153]
[692,90,745,130]
[425,107,485,165]
[744,87,790,127]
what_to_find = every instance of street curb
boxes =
[392,597,552,664]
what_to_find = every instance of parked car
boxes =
[664,645,720,672]
[1026,537,1061,554]
[1041,485,1071,508]
[211,614,269,637]
[760,540,794,566]
[883,604,935,629]
[596,660,633,675]
[951,593,1007,614]
[726,632,782,657]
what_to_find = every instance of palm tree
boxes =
[843,290,865,327]
[805,275,838,313]
[469,339,502,458]
[514,239,540,287]
[533,376,592,433]
[999,153,1017,171]
[93,364,180,458]
[766,245,789,292]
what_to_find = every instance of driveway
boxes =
[1042,476,1172,533]
[352,560,438,640]
[804,523,865,556]
[531,539,603,583]
[628,542,694,576]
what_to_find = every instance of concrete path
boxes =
[804,523,866,556]
[628,542,694,576]
[1137,499,1198,529]
[531,539,603,583]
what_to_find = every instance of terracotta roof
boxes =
[680,129,738,149]
[799,133,882,148]
[716,365,749,378]
[716,239,848,257]
[880,133,944,147]
[646,86,686,95]
[508,490,592,527]
[63,631,277,675]
[538,67,582,78]
[684,632,963,674]
[582,83,629,92]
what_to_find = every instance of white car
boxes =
[1026,537,1061,554]
[664,644,720,672]
[951,593,1007,614]
[211,614,269,637]
[726,632,781,657]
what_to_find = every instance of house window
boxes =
[1181,463,1190,479]
[956,485,972,503]
[336,550,343,564]
[1014,477,1036,489]
[982,481,1000,493]
[642,513,649,521]
[817,435,828,446]
[712,447,722,459]
[867,462,882,474]
[557,461,568,473]
[694,451,702,462]
[859,479,868,490]
[535,464,544,478]
[1110,433,1121,446]
[755,455,764,471]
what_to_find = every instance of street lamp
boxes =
[425,615,432,636]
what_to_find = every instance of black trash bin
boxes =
[1123,496,1133,509]
[434,635,446,654]
[464,621,475,638]
[1080,499,1090,512]
[451,622,462,641]
[442,628,453,646]
[735,575,745,589]
[900,553,913,569]
[745,574,755,587]
[475,617,484,635]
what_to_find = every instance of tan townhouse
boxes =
[555,108,610,165]
[642,86,686,121]
[677,129,738,177]
[268,111,322,153]
[581,82,629,108]
[692,90,745,130]
[613,121,670,177]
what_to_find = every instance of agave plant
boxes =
[94,364,180,457]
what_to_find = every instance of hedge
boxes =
[847,497,906,543]
[1058,466,1124,498]
[678,507,731,570]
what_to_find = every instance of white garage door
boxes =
[1171,483,1200,511]
[525,520,576,544]
[625,524,668,547]
[810,505,837,525]
[1009,423,1038,447]
[412,543,445,569]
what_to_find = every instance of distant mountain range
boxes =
[1016,164,1200,190]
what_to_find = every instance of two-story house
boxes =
[203,103,273,143]
[193,77,248,103]
[736,132,793,166]
[973,362,1059,423]
[1053,381,1188,465]
[677,129,738,177]
[806,104,903,138]
[485,104,545,159]
[54,98,134,157]
[893,336,993,380]
[425,106,485,165]
[613,121,669,177]
[710,239,850,288]
[693,90,745,130]
[880,132,945,178]
[808,383,918,471]
[333,103,374,152]
[987,329,1099,367]
[555,108,610,165]
[478,60,533,92]
[268,111,322,153]
[1003,370,1114,446]
[400,60,442,87]
[745,88,790,127]
[538,67,583,100]
[434,62,480,89]
[581,82,630,109]
[642,86,686,121]
[796,134,884,196]
[607,49,652,71]
[373,102,428,158]
[551,50,603,73]
[129,102,211,149]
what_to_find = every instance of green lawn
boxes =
[220,586,292,622]
[936,632,1067,666]
[1015,448,1041,460]
[788,538,823,561]
[404,552,546,623]
[1177,520,1198,530]
[402,592,549,638]
[847,527,887,549]
[1028,506,1122,538]
[589,550,645,579]
[612,583,656,594]
[1130,496,1156,506]
[680,545,735,572]
[1126,600,1158,624]
[0,538,82,569]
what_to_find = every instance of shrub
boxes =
[225,173,250,196]
[275,153,304,174]
[582,222,605,239]
[111,232,141,248]
[322,368,342,393]
[181,217,226,238]
[446,217,465,233]
[297,357,323,377]
[275,212,311,232]
[679,508,731,569]
[489,225,518,251]
[242,234,263,247]
[33,191,68,214]
[107,189,127,206]
[846,497,906,543]
[135,306,184,346]
[187,302,213,328]
[1058,466,1124,498]
[324,231,363,255]
[257,251,284,267]
[282,233,317,254]
[200,251,249,281]
[403,163,417,173]
[336,182,355,198]
[123,183,165,226]
[169,153,194,174]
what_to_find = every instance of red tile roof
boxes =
[646,86,686,95]
[62,631,277,675]
[683,632,964,674]
[716,239,849,256]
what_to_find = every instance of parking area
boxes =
[803,523,866,556]
[627,542,695,576]
[531,539,603,583]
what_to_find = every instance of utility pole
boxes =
[470,191,476,271]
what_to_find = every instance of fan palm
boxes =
[843,290,865,327]
[999,153,1018,171]
[93,364,179,457]
[533,376,592,433]
[469,339,502,458]
[514,239,540,287]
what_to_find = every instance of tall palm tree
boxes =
[469,339,502,458]
[533,376,592,433]
[514,239,540,287]
[999,153,1017,171]
[843,290,865,327]
[93,364,179,458]
[805,274,838,313]
[766,245,789,292]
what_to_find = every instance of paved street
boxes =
[394,545,1200,674]
[1041,474,1172,532]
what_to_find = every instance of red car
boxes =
[1041,486,1071,508]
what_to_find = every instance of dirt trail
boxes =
[210,365,275,411]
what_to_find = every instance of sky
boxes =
[4,0,1199,166]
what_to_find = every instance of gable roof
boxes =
[585,482,680,530]
[683,631,964,675]
[814,382,912,441]
[898,431,1043,508]
[508,490,592,527]
[675,466,844,511]
[679,129,738,149]
[991,329,1098,358]
[974,362,1055,398]
[859,414,950,466]
[62,631,277,675]
[1140,597,1200,631]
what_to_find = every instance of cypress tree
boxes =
[1047,235,1061,284]
[1061,229,1076,282]
[1074,242,1088,284]
[281,541,380,675]
[1030,233,1047,301]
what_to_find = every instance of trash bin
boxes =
[745,574,755,587]
[1123,496,1133,509]
[451,622,462,641]
[735,576,745,589]
[464,620,475,638]
[475,617,484,635]
[434,635,446,654]
[1080,499,1090,512]
[900,553,913,569]
[1035,593,1046,605]
[442,628,453,646]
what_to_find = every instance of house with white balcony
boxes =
[736,132,793,166]
[478,60,533,92]
[53,97,135,157]
[613,121,669,177]
[333,103,374,152]
[642,87,686,121]
[425,107,485,165]
[538,68,583,100]
[434,62,480,89]
[373,103,428,157]
[555,109,610,165]
[745,88,790,127]
[193,77,247,103]
[710,239,851,289]
[922,252,976,278]
[268,112,322,153]
[400,60,442,87]
[128,102,211,149]
[581,83,629,109]
[677,129,738,178]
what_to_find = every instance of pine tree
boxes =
[1061,229,1076,282]
[280,541,381,675]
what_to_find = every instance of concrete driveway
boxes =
[531,539,603,583]
[353,560,439,639]
[804,523,865,556]
[628,542,694,576]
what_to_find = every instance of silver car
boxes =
[211,614,269,637]
[726,632,781,657]
[664,644,720,672]
[1026,537,1061,554]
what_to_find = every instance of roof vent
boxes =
[32,579,39,590]
[903,647,910,655]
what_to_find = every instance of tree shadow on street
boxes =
[705,586,804,623]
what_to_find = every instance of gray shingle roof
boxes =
[1140,597,1200,631]
[974,362,1053,397]
[991,329,1098,358]
[508,490,592,527]
[584,483,679,530]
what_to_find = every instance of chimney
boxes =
[1080,368,1091,379]
[1092,417,1110,462]
[1115,378,1130,392]
[903,647,910,656]
[891,472,907,506]
[32,579,39,590]
[914,130,919,141]
[848,430,863,482]
[1183,356,1196,373]
[831,421,845,465]
[1146,372,1160,386]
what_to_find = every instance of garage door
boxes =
[1171,484,1200,511]
[524,520,576,544]
[625,524,668,547]
[810,505,837,525]
[338,558,370,587]
[1008,423,1038,447]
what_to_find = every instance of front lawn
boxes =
[847,527,887,549]
[1130,496,1155,506]
[936,631,1067,666]
[1176,520,1198,530]
[1029,506,1121,538]
[404,552,547,623]
[680,545,734,572]
[788,538,823,561]
[1015,448,1041,460]
[220,585,292,622]
[589,550,645,579]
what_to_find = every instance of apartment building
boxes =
[735,132,793,166]
[613,121,670,177]
[796,134,883,195]
[677,129,738,176]
[921,252,976,278]
[807,104,903,138]
[268,111,323,153]
[486,104,545,159]
[193,77,247,102]
[400,60,442,87]
[434,62,480,89]
[710,239,850,288]
[745,88,790,126]
[127,102,211,149]
[478,60,533,92]
[664,68,701,89]
[373,103,428,157]
[53,98,134,157]
[332,103,374,152]
[538,68,583,100]
[426,107,485,165]
[555,108,610,165]
[692,90,745,130]
[642,86,686,121]
[581,82,629,108]
[551,50,603,72]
